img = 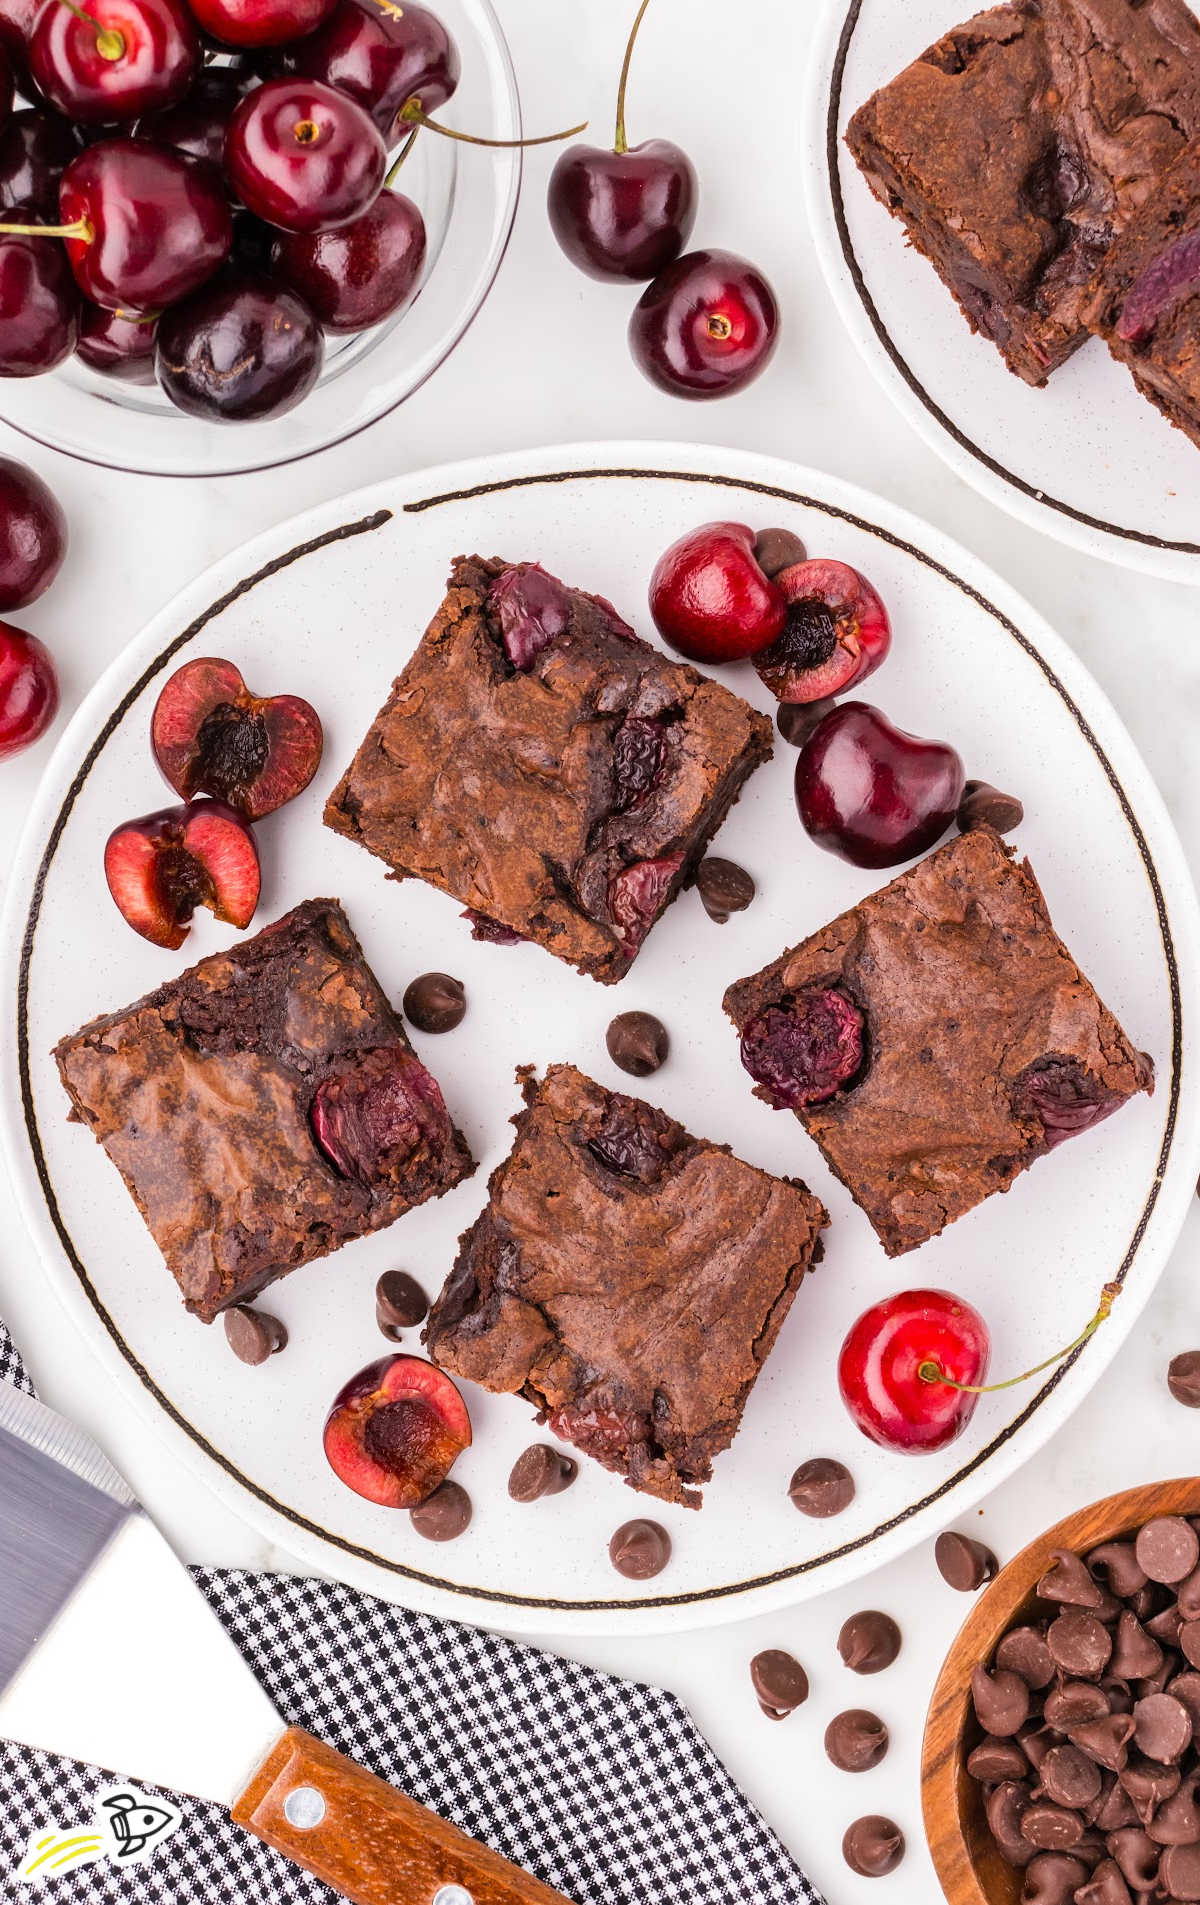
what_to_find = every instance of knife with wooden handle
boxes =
[0,1381,576,1905]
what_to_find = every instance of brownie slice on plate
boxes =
[424,1064,828,1508]
[723,829,1153,1258]
[324,556,773,983]
[54,898,474,1322]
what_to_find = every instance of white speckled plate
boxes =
[805,0,1200,584]
[3,441,1198,1635]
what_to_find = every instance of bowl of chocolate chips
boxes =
[923,1479,1200,1905]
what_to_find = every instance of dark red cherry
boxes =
[76,299,156,380]
[187,0,337,49]
[629,247,779,398]
[0,42,13,130]
[0,455,65,607]
[839,1289,990,1454]
[57,138,232,310]
[0,0,34,64]
[648,520,784,663]
[156,269,322,420]
[29,0,198,123]
[0,109,82,215]
[134,63,245,163]
[0,216,78,373]
[270,183,423,330]
[225,76,385,233]
[0,617,57,756]
[754,560,892,704]
[795,701,964,869]
[274,0,459,140]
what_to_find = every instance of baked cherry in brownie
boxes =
[325,556,773,983]
[724,829,1153,1257]
[54,898,473,1322]
[424,1064,827,1508]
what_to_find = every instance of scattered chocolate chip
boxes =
[825,1708,888,1771]
[752,526,807,578]
[838,1610,901,1675]
[605,1010,669,1078]
[775,696,835,748]
[609,1519,671,1580]
[1169,1352,1200,1408]
[936,1529,998,1591]
[1022,1853,1091,1905]
[402,971,466,1034]
[842,1815,904,1877]
[410,1480,471,1542]
[223,1303,287,1365]
[973,1665,1032,1737]
[375,1269,429,1337]
[997,1625,1056,1688]
[957,778,1024,835]
[750,1649,808,1721]
[1137,1517,1200,1586]
[695,856,755,924]
[788,1456,855,1518]
[507,1443,577,1503]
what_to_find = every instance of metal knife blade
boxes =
[0,1381,283,1807]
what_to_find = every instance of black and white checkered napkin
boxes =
[0,1320,821,1905]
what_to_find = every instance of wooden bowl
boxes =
[922,1477,1200,1904]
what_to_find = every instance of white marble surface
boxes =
[2,4,1200,1901]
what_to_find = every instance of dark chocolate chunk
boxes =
[936,1528,998,1591]
[788,1456,855,1518]
[957,778,1024,835]
[1022,1853,1091,1905]
[410,1479,472,1542]
[1047,1611,1113,1677]
[695,856,755,924]
[375,1269,429,1336]
[775,697,835,748]
[825,1708,889,1771]
[838,1610,901,1675]
[972,1666,1031,1737]
[507,1444,577,1503]
[752,527,807,578]
[842,1815,904,1877]
[609,1519,671,1580]
[223,1303,288,1365]
[605,1010,669,1079]
[750,1649,809,1721]
[1169,1352,1200,1408]
[1136,1518,1200,1586]
[997,1625,1055,1688]
[402,971,466,1034]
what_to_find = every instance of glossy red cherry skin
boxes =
[225,77,385,234]
[0,456,65,607]
[839,1289,990,1454]
[0,0,34,64]
[755,559,892,704]
[0,220,79,373]
[275,0,459,139]
[76,300,157,380]
[547,138,697,282]
[29,0,198,123]
[0,109,82,215]
[629,247,779,399]
[0,618,58,757]
[270,184,423,330]
[59,139,233,311]
[188,0,337,48]
[649,520,785,663]
[795,701,964,869]
[0,43,13,130]
[135,63,246,164]
[156,269,323,420]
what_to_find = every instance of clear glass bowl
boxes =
[0,0,520,477]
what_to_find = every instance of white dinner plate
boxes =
[3,441,1198,1636]
[805,0,1200,585]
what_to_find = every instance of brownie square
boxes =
[54,899,474,1322]
[324,556,773,984]
[845,0,1200,386]
[424,1064,828,1508]
[723,830,1153,1258]
[1084,135,1200,452]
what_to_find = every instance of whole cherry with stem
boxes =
[225,76,386,234]
[275,0,460,141]
[76,300,157,381]
[271,135,425,330]
[29,0,198,123]
[0,618,58,758]
[547,0,697,282]
[186,0,337,50]
[0,213,78,373]
[630,246,779,398]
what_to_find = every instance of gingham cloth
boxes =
[0,1320,821,1905]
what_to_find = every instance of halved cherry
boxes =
[323,1353,471,1508]
[754,559,891,704]
[150,655,322,819]
[103,798,260,948]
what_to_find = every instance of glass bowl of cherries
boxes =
[0,0,520,475]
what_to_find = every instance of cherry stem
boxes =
[614,0,653,155]
[384,125,419,187]
[917,1282,1121,1395]
[0,216,93,241]
[397,100,587,148]
[54,0,123,57]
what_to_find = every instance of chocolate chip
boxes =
[1068,1713,1134,1772]
[997,1626,1056,1689]
[752,526,807,578]
[695,856,755,924]
[1022,1853,1091,1905]
[609,1519,670,1580]
[1146,1767,1200,1843]
[838,1610,901,1674]
[1089,1542,1150,1599]
[1108,1826,1159,1891]
[788,1456,855,1518]
[375,1269,429,1338]
[1178,1569,1200,1621]
[1148,1604,1185,1649]
[507,1444,577,1503]
[1138,1519,1200,1586]
[1169,1352,1200,1408]
[1121,1757,1180,1825]
[1022,1802,1085,1850]
[1020,1722,1054,1772]
[1134,1692,1193,1764]
[1074,1859,1139,1904]
[1169,1673,1200,1731]
[967,1735,1028,1783]
[1041,1546,1107,1607]
[402,971,466,1034]
[410,1480,471,1542]
[1158,1840,1200,1897]
[776,697,835,748]
[223,1303,287,1364]
[957,778,1024,835]
[1111,1611,1165,1681]
[605,1010,669,1078]
[750,1649,808,1721]
[973,1666,1032,1736]
[936,1529,998,1591]
[842,1815,904,1877]
[1047,1610,1113,1677]
[825,1708,888,1771]
[1041,1743,1103,1807]
[1045,1682,1111,1729]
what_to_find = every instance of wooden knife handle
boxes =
[232,1727,578,1905]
